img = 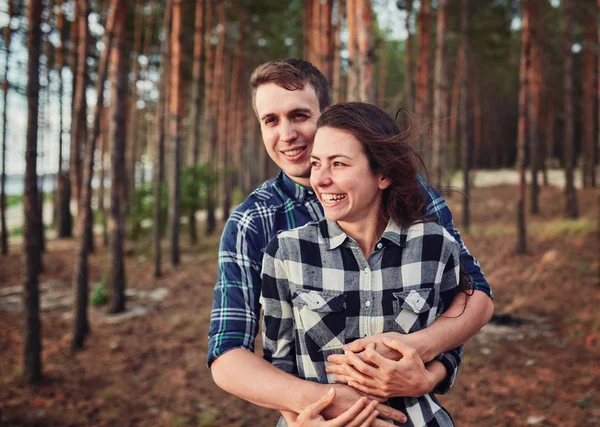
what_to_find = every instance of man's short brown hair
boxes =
[249,58,331,114]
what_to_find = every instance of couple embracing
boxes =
[208,59,494,427]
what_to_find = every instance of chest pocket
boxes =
[392,288,435,334]
[292,290,346,352]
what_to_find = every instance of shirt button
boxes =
[376,243,383,249]
[365,300,371,308]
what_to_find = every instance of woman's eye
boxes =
[333,161,344,167]
[311,161,320,167]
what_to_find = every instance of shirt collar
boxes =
[319,218,408,251]
[279,171,318,203]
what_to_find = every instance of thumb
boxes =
[381,337,418,359]
[343,337,371,353]
[304,387,336,418]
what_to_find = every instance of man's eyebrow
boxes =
[288,108,312,115]
[259,112,275,121]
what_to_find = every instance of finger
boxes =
[304,387,336,418]
[327,353,349,365]
[345,350,379,378]
[374,402,408,424]
[347,380,387,399]
[326,397,369,427]
[331,374,352,385]
[358,409,380,427]
[342,336,375,353]
[325,363,348,376]
[364,343,396,370]
[343,363,380,389]
[345,400,378,427]
[381,338,419,360]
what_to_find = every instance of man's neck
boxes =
[285,173,312,189]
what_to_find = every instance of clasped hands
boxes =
[284,332,436,426]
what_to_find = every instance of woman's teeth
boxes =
[321,194,346,203]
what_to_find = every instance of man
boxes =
[208,59,493,425]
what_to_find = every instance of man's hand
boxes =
[326,340,435,399]
[320,384,407,426]
[284,387,380,427]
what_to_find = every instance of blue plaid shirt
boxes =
[207,171,491,369]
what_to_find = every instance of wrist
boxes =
[294,380,327,413]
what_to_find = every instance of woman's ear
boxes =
[378,175,392,190]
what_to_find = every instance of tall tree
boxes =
[320,0,334,84]
[346,0,358,101]
[72,0,119,349]
[356,0,375,103]
[55,0,72,238]
[516,0,531,254]
[108,0,128,313]
[431,0,449,188]
[415,0,432,120]
[153,0,173,278]
[203,0,216,235]
[583,8,596,188]
[403,0,414,108]
[189,0,204,167]
[23,0,44,384]
[332,0,344,103]
[1,0,14,255]
[563,0,578,218]
[528,1,540,214]
[126,0,144,204]
[460,0,470,232]
[169,0,183,266]
[70,0,90,203]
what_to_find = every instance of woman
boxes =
[261,103,465,426]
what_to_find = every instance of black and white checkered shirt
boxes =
[260,219,461,427]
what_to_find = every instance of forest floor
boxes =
[0,184,599,427]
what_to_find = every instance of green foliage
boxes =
[181,163,219,216]
[128,182,168,241]
[6,195,22,208]
[90,276,109,307]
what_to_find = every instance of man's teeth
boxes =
[321,194,346,203]
[284,148,304,156]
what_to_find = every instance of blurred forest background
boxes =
[0,0,599,426]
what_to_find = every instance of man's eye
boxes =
[293,113,307,119]
[265,117,276,125]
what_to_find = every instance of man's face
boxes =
[254,83,321,186]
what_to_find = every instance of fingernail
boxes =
[327,387,334,396]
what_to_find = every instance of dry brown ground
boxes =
[1,185,599,427]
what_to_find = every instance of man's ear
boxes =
[378,176,391,190]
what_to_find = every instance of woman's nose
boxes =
[313,168,332,187]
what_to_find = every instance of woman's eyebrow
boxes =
[310,154,352,160]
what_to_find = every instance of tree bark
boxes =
[189,0,204,167]
[460,0,470,232]
[168,0,183,266]
[203,0,216,235]
[563,0,578,218]
[528,2,540,214]
[153,0,173,278]
[346,0,358,101]
[1,1,14,255]
[583,10,596,188]
[516,0,531,254]
[23,0,44,384]
[108,0,128,313]
[432,0,448,188]
[403,0,414,109]
[72,0,119,349]
[357,0,375,103]
[449,49,462,170]
[415,0,432,120]
[332,0,344,103]
[377,38,387,107]
[320,0,334,84]
[70,0,90,204]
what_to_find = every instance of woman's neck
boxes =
[338,214,388,259]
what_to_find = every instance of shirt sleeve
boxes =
[207,210,265,367]
[418,174,493,299]
[433,241,462,394]
[260,236,297,374]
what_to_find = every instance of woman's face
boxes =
[310,126,390,226]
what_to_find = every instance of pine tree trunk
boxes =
[346,0,359,101]
[449,50,462,169]
[1,2,13,255]
[70,1,90,204]
[311,0,321,69]
[357,0,375,103]
[72,0,119,349]
[432,0,448,188]
[563,0,578,218]
[99,127,108,246]
[24,0,44,385]
[332,0,344,103]
[108,0,128,313]
[460,0,470,232]
[169,0,183,266]
[583,11,595,188]
[415,0,432,120]
[377,39,387,107]
[230,11,247,193]
[516,0,531,254]
[403,0,414,109]
[528,4,540,214]
[203,1,216,235]
[320,0,334,84]
[153,0,173,278]
[189,0,204,167]
[303,0,312,60]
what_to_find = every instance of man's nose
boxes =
[280,120,297,142]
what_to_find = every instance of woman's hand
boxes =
[325,339,435,399]
[289,387,380,427]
